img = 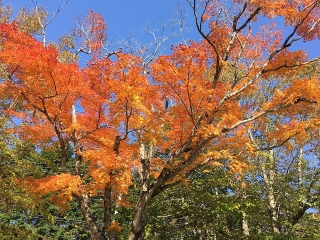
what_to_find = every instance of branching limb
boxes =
[32,0,69,45]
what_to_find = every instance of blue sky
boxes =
[5,1,197,51]
[3,0,320,59]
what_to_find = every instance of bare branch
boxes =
[32,0,69,45]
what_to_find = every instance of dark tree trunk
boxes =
[104,182,116,240]
[72,105,106,240]
[129,191,151,240]
[76,194,107,240]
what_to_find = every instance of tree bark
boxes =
[76,193,107,240]
[242,211,250,237]
[241,191,250,237]
[261,150,280,234]
[291,203,310,225]
[129,192,151,240]
[298,147,303,187]
[59,139,68,172]
[104,182,116,240]
[71,105,106,240]
[129,143,152,240]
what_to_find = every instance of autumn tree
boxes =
[0,0,319,239]
[0,2,95,239]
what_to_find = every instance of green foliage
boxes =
[145,168,246,239]
[0,117,38,238]
[144,147,320,239]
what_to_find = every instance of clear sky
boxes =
[3,0,320,59]
[5,1,197,50]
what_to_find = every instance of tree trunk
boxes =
[298,147,303,187]
[129,143,152,240]
[242,211,250,237]
[129,192,150,240]
[241,192,250,237]
[71,106,106,240]
[104,182,116,240]
[261,150,280,234]
[76,193,107,240]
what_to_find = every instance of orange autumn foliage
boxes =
[0,3,319,238]
[0,16,319,201]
